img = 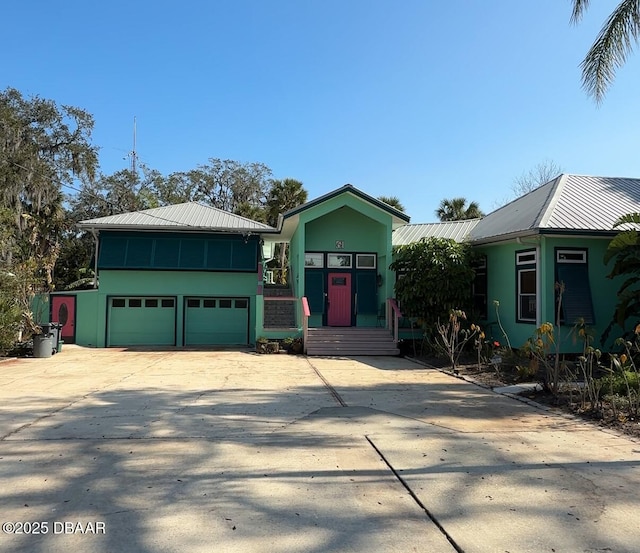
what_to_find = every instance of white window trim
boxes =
[327,253,352,268]
[304,252,324,268]
[356,253,376,269]
[517,267,537,322]
[516,251,537,265]
[556,249,587,264]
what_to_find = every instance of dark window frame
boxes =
[555,247,595,325]
[516,249,537,324]
[472,255,488,320]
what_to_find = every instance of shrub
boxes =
[390,238,476,326]
[599,370,640,396]
[0,272,22,354]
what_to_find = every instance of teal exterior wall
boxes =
[58,231,261,348]
[98,270,257,347]
[305,208,387,252]
[51,272,259,348]
[477,234,623,353]
[32,295,50,325]
[288,192,396,328]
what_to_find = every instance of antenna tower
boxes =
[130,116,138,175]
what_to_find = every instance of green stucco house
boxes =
[51,184,408,355]
[396,174,640,353]
[50,203,272,348]
[48,175,640,355]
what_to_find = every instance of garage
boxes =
[184,297,249,346]
[108,297,176,346]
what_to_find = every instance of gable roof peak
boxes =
[281,183,410,223]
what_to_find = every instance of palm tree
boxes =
[436,198,484,221]
[265,179,308,227]
[571,0,640,103]
[265,179,308,283]
[377,195,406,212]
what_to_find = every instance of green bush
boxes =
[390,238,476,326]
[598,370,640,396]
[0,272,22,354]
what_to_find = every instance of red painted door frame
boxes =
[327,273,352,326]
[51,295,76,343]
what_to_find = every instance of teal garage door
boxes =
[184,297,249,346]
[108,297,176,346]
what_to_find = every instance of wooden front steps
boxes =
[306,327,400,356]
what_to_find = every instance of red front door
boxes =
[327,273,352,326]
[51,295,76,343]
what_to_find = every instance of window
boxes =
[203,299,216,308]
[556,249,594,324]
[125,238,153,267]
[112,298,126,308]
[235,299,248,309]
[161,299,175,308]
[517,250,536,323]
[129,299,142,308]
[557,250,587,263]
[356,254,376,269]
[327,253,352,268]
[99,234,257,272]
[219,299,232,308]
[145,299,158,308]
[305,253,324,268]
[472,256,487,319]
[187,299,200,308]
[180,240,205,269]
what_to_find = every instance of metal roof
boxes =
[281,184,410,225]
[393,219,480,245]
[470,174,640,244]
[78,202,276,232]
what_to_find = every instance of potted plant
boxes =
[256,336,268,354]
[290,337,303,354]
[281,336,294,352]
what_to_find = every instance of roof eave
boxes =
[471,227,619,246]
[77,223,277,233]
[282,185,411,224]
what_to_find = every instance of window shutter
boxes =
[556,264,595,325]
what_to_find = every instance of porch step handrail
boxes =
[387,298,402,345]
[301,297,310,354]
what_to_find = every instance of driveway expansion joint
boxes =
[305,357,348,407]
[365,435,465,553]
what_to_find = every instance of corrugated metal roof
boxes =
[542,175,640,230]
[393,219,480,245]
[282,184,410,226]
[470,174,640,243]
[78,202,275,232]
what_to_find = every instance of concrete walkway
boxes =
[0,347,639,552]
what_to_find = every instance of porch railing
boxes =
[301,297,310,354]
[387,298,402,345]
[264,266,289,286]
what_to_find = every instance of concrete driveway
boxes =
[0,346,639,553]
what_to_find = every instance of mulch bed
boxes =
[413,355,640,441]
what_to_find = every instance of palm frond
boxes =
[570,0,592,24]
[580,0,640,103]
[613,211,640,227]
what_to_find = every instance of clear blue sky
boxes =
[4,0,640,223]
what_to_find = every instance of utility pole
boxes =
[130,116,137,176]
